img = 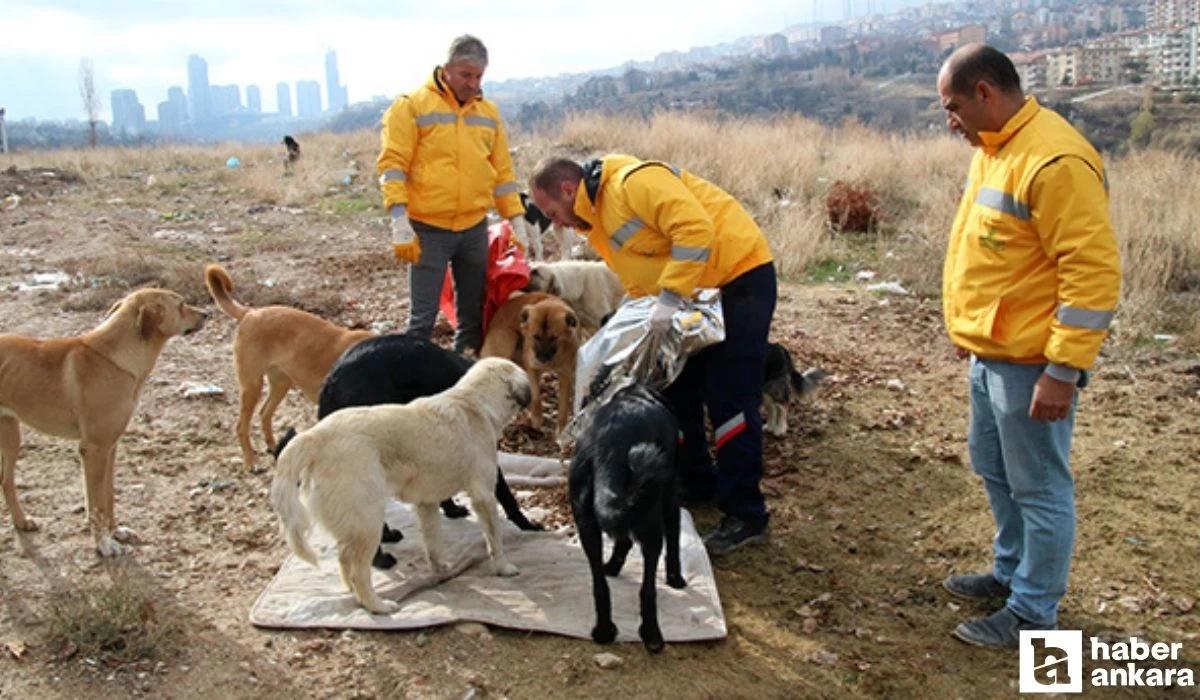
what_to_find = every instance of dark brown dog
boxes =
[481,292,580,436]
[204,264,373,471]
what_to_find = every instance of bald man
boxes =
[936,44,1121,649]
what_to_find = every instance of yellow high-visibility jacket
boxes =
[943,97,1121,379]
[376,68,523,231]
[570,155,773,300]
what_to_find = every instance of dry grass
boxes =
[6,110,1197,340]
[47,580,172,665]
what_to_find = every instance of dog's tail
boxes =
[790,366,828,399]
[269,426,319,566]
[594,442,672,534]
[203,263,250,322]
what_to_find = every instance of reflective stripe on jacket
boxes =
[943,97,1121,372]
[376,67,522,231]
[570,154,773,298]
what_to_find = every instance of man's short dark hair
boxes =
[948,44,1022,96]
[530,157,583,193]
[447,35,488,67]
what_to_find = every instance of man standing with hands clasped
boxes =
[936,43,1121,648]
[376,35,531,355]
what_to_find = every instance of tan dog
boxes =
[0,288,207,555]
[204,264,373,471]
[481,292,580,436]
[270,357,531,614]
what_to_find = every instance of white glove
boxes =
[508,216,530,253]
[649,291,685,334]
[390,206,415,245]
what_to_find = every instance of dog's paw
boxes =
[591,621,618,645]
[13,517,39,532]
[516,518,544,532]
[372,550,398,570]
[667,573,687,590]
[95,535,130,557]
[639,623,665,654]
[495,561,519,577]
[440,500,470,519]
[603,559,625,577]
[366,599,400,616]
[112,526,138,544]
[380,524,404,543]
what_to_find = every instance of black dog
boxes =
[762,342,826,437]
[519,191,554,235]
[282,135,301,163]
[569,382,686,654]
[312,334,542,569]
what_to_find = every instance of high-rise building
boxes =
[110,88,146,133]
[210,84,241,116]
[157,100,184,135]
[325,49,347,112]
[246,85,262,113]
[187,55,212,122]
[276,82,292,117]
[166,86,188,124]
[296,80,322,118]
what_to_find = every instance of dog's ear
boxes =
[564,309,578,329]
[519,306,532,326]
[138,303,162,339]
[546,273,561,296]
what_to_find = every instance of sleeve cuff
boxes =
[657,289,687,309]
[389,204,407,220]
[1045,362,1081,384]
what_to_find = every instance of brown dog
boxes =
[481,292,580,436]
[204,264,373,471]
[0,288,207,556]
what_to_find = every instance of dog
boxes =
[762,342,827,437]
[0,288,207,555]
[569,382,686,653]
[525,261,624,331]
[271,357,531,614]
[282,135,300,164]
[315,333,543,569]
[481,292,581,437]
[204,263,373,471]
[519,192,596,262]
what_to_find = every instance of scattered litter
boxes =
[1124,536,1145,547]
[39,171,57,178]
[1152,334,1176,343]
[1113,439,1127,448]
[886,378,906,392]
[261,278,278,288]
[3,194,19,211]
[15,271,69,292]
[189,478,238,498]
[226,157,241,168]
[855,270,876,282]
[867,282,909,296]
[180,382,224,398]
[105,197,125,205]
[371,320,397,334]
[594,652,623,669]
[146,174,157,187]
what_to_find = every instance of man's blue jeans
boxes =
[968,356,1078,627]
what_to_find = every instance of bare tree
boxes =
[79,58,100,148]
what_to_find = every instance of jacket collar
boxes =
[978,96,1039,155]
[572,158,605,231]
[429,66,482,108]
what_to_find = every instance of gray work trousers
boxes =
[406,217,488,353]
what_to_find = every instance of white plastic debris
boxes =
[15,271,69,292]
[886,379,906,392]
[855,270,877,282]
[867,282,909,296]
[181,382,224,398]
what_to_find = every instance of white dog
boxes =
[270,357,532,614]
[526,261,625,330]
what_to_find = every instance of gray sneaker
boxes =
[953,607,1049,649]
[943,572,1010,601]
[704,516,769,556]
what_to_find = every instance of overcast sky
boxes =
[0,0,859,122]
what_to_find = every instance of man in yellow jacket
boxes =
[937,44,1121,649]
[530,155,776,556]
[376,35,530,354]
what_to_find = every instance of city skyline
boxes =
[1,0,871,122]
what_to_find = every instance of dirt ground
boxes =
[0,164,1197,699]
